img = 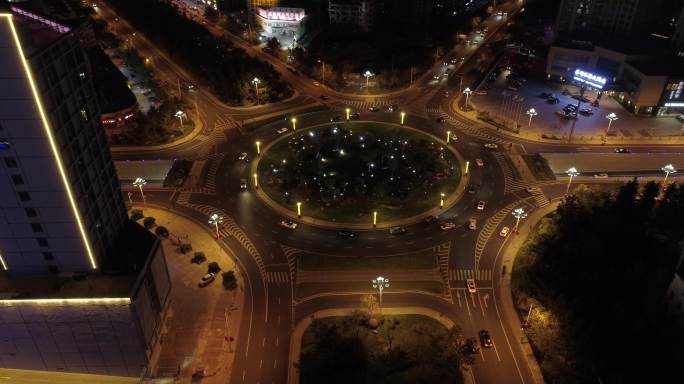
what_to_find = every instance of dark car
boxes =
[579,108,594,115]
[437,117,446,123]
[424,215,438,224]
[467,185,476,194]
[350,113,361,120]
[337,231,356,238]
[466,338,481,354]
[546,97,560,104]
[479,330,493,348]
[538,92,551,98]
[389,226,407,235]
[614,147,630,153]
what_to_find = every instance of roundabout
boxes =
[251,122,468,228]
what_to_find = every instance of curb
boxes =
[249,121,470,231]
[287,307,477,384]
[111,114,205,153]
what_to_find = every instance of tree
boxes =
[155,226,169,237]
[130,209,143,221]
[265,37,281,54]
[192,252,207,264]
[143,217,156,229]
[208,261,221,274]
[222,271,237,289]
[179,243,192,254]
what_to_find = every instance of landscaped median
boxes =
[251,121,469,229]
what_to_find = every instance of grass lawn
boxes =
[258,122,461,223]
[296,281,445,300]
[522,154,556,181]
[297,250,437,271]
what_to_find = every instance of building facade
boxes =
[554,0,664,36]
[0,7,127,274]
[328,0,376,31]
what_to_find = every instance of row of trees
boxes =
[107,0,291,105]
[513,181,684,383]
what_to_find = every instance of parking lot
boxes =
[470,66,684,141]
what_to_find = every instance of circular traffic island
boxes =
[255,122,463,226]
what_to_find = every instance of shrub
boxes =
[179,243,192,254]
[143,217,156,229]
[155,226,169,237]
[130,209,143,221]
[191,252,207,264]
[222,271,237,290]
[207,262,221,274]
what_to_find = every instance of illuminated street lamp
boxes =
[512,207,527,234]
[253,173,259,189]
[255,141,261,155]
[565,167,580,195]
[251,77,261,104]
[463,87,473,110]
[465,161,470,175]
[400,112,406,125]
[132,177,147,203]
[372,210,378,227]
[372,276,390,312]
[526,108,537,127]
[364,70,374,91]
[291,117,297,131]
[446,130,452,144]
[208,214,223,239]
[605,113,618,135]
[345,108,351,121]
[296,202,302,217]
[440,192,445,208]
[661,164,677,194]
[175,110,185,127]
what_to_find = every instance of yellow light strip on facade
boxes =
[1,14,97,269]
[0,297,131,305]
[0,252,7,271]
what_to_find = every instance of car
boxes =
[579,108,594,115]
[563,105,577,112]
[467,185,476,194]
[477,201,486,210]
[450,58,458,64]
[440,222,456,231]
[388,104,398,112]
[389,226,407,235]
[546,97,560,104]
[466,338,481,354]
[677,115,684,123]
[475,90,487,95]
[475,158,484,167]
[369,105,380,112]
[444,91,450,97]
[466,278,477,293]
[424,215,438,224]
[337,231,356,238]
[468,218,477,230]
[320,95,329,100]
[525,186,541,193]
[313,81,320,86]
[593,173,609,178]
[198,273,215,287]
[561,89,571,95]
[239,178,247,190]
[330,116,341,122]
[484,143,498,149]
[350,113,361,120]
[280,219,298,229]
[186,83,195,91]
[276,127,288,134]
[561,112,577,120]
[499,226,510,238]
[433,74,441,80]
[437,117,446,124]
[614,147,630,153]
[538,92,552,98]
[237,152,248,161]
[479,330,493,348]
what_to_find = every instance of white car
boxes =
[468,218,477,230]
[593,173,609,178]
[313,81,320,86]
[280,219,298,229]
[276,127,288,134]
[237,152,248,161]
[499,226,510,238]
[240,178,247,190]
[440,222,456,231]
[198,273,215,287]
[477,201,486,210]
[484,143,498,149]
[466,278,477,293]
[475,158,484,167]
[525,186,541,193]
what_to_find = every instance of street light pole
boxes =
[208,214,223,239]
[364,70,374,92]
[372,210,377,227]
[345,108,351,121]
[526,108,537,127]
[512,207,527,234]
[446,130,452,144]
[565,167,580,195]
[463,87,473,110]
[175,110,185,128]
[440,192,445,209]
[251,77,261,104]
[372,276,390,313]
[400,112,405,125]
[133,177,147,203]
[605,113,618,135]
[253,173,258,189]
[255,141,261,156]
[291,117,297,131]
[661,164,677,195]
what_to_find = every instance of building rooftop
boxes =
[626,56,684,77]
[0,221,157,300]
[553,32,671,55]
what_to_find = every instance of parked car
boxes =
[280,219,298,229]
[388,104,398,112]
[389,226,407,235]
[579,108,594,115]
[468,218,477,230]
[276,127,288,134]
[677,115,684,123]
[475,90,487,95]
[484,143,498,149]
[479,330,493,348]
[499,226,510,238]
[198,273,215,287]
[467,185,476,194]
[437,117,446,124]
[477,201,486,210]
[546,97,560,104]
[466,278,477,293]
[538,92,552,98]
[440,222,456,231]
[475,158,484,166]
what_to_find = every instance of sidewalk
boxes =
[297,269,442,283]
[137,206,244,383]
[496,201,560,384]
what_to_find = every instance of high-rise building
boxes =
[328,0,377,31]
[554,0,664,36]
[0,5,127,274]
[673,5,684,52]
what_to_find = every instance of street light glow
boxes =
[661,164,677,195]
[400,111,405,125]
[291,117,297,130]
[297,201,302,217]
[208,213,224,239]
[526,108,537,127]
[133,177,147,202]
[565,167,579,195]
[253,173,258,188]
[372,276,390,312]
[440,192,445,208]
[345,108,351,120]
[463,87,473,110]
[605,113,618,135]
[512,207,527,233]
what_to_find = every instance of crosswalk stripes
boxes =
[203,153,225,195]
[177,187,213,195]
[439,111,510,146]
[530,188,550,208]
[176,192,192,206]
[449,269,493,281]
[475,201,519,268]
[265,271,290,284]
[492,152,527,194]
[433,242,452,300]
[425,107,442,115]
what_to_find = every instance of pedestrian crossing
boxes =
[474,201,519,268]
[336,98,397,113]
[203,153,224,195]
[437,111,511,146]
[265,271,290,283]
[198,116,232,157]
[434,242,453,300]
[176,192,192,206]
[492,152,527,193]
[449,269,493,281]
[177,187,213,195]
[530,188,550,208]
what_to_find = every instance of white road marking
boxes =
[492,341,502,362]
[276,336,279,346]
[259,359,263,368]
[242,370,246,381]
[477,291,486,318]
[274,360,278,369]
[262,337,266,347]
[456,291,462,307]
[470,292,477,308]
